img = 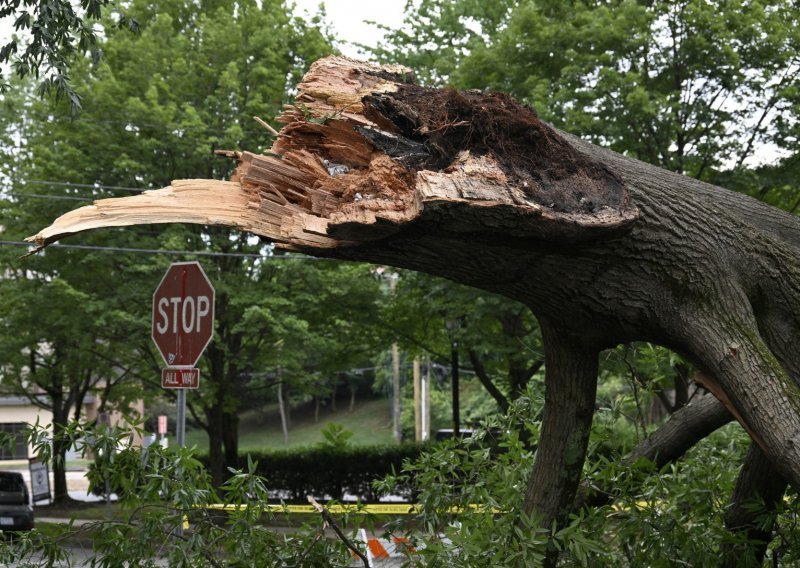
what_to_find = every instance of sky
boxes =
[291,0,408,58]
[0,1,408,62]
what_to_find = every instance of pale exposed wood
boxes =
[29,180,248,246]
[26,179,342,251]
[253,116,279,136]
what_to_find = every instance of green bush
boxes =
[197,443,428,502]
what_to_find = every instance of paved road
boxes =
[7,543,168,567]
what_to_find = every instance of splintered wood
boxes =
[28,56,420,251]
[28,55,638,252]
[229,57,420,245]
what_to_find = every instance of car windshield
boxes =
[0,474,24,492]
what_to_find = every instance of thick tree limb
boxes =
[28,57,639,252]
[723,444,787,567]
[27,55,800,544]
[575,393,733,511]
[627,393,733,467]
[467,348,510,412]
[524,320,598,566]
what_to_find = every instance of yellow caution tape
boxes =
[200,503,501,515]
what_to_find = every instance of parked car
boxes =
[0,472,34,531]
[434,429,475,441]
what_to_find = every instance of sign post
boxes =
[176,390,186,448]
[152,262,214,539]
[152,261,215,450]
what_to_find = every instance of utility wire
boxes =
[24,180,148,193]
[2,178,238,201]
[7,192,92,202]
[2,179,191,203]
[43,114,278,138]
[0,240,322,260]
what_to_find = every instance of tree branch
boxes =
[307,495,369,568]
[467,348,509,412]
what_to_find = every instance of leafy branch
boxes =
[1,0,139,112]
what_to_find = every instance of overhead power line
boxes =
[45,113,276,138]
[7,192,92,202]
[24,180,148,193]
[0,240,322,260]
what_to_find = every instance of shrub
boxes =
[197,442,428,502]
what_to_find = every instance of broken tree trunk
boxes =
[29,56,800,538]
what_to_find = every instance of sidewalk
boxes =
[10,467,103,503]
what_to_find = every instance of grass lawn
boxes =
[184,397,395,451]
[35,500,126,523]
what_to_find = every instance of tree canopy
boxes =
[5,0,800,564]
[374,0,800,180]
[0,0,387,488]
[0,0,138,110]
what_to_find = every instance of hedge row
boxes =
[198,443,428,502]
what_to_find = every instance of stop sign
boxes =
[152,261,215,367]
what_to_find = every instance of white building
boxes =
[0,395,144,463]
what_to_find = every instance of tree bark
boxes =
[467,348,510,413]
[722,444,787,567]
[204,405,225,486]
[627,393,733,468]
[523,320,598,565]
[222,409,239,472]
[672,363,690,411]
[27,55,800,549]
[50,398,72,504]
[202,340,232,486]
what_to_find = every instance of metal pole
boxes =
[413,358,421,441]
[392,343,402,442]
[423,354,432,441]
[175,388,186,538]
[387,272,402,443]
[421,361,428,440]
[176,389,186,448]
[451,341,460,436]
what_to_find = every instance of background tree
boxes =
[374,0,800,179]
[385,270,544,415]
[0,0,139,110]
[2,0,388,482]
[0,78,159,502]
[0,258,150,501]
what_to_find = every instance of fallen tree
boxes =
[29,56,800,558]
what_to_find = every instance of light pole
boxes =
[445,317,462,436]
[376,267,402,443]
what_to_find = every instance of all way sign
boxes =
[162,368,200,389]
[152,261,214,452]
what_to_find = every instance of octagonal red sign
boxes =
[152,261,215,367]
